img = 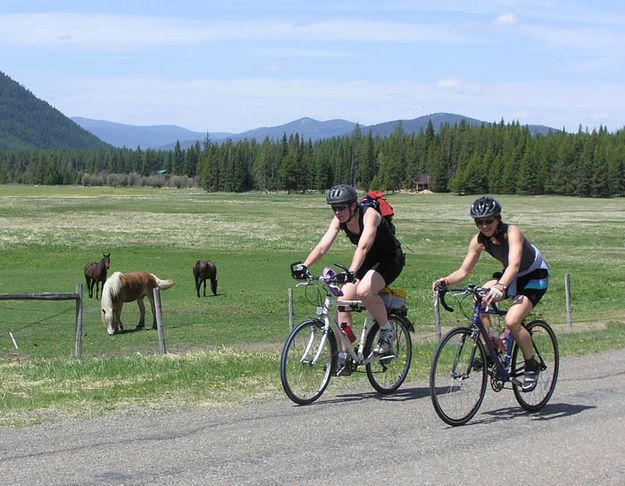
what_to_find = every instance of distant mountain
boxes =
[75,113,557,150]
[222,117,357,143]
[0,71,109,150]
[364,112,555,138]
[71,117,233,149]
[365,113,486,138]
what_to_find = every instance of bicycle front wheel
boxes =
[280,319,336,405]
[430,327,488,426]
[512,319,559,412]
[364,314,413,394]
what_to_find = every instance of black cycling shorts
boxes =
[492,268,549,307]
[358,250,405,286]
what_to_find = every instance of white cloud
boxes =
[436,78,461,90]
[0,12,481,51]
[494,13,518,26]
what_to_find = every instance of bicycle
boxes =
[429,284,559,426]
[280,263,414,405]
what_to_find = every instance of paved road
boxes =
[2,349,625,485]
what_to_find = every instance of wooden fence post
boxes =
[153,288,167,355]
[564,273,573,333]
[74,283,83,358]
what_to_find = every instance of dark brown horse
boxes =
[84,253,111,300]
[193,260,218,296]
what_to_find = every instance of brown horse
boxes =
[100,271,175,335]
[84,253,111,300]
[193,260,218,297]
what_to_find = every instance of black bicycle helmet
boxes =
[326,184,357,205]
[469,196,501,218]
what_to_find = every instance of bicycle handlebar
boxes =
[290,262,349,296]
[436,284,506,316]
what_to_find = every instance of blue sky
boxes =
[1,1,624,134]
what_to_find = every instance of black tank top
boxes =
[478,224,536,271]
[340,206,403,260]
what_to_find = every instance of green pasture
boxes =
[1,185,624,426]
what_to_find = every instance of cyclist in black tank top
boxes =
[294,185,405,373]
[432,197,549,393]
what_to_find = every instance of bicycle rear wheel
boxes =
[512,319,559,412]
[364,314,413,394]
[430,327,488,426]
[280,319,336,405]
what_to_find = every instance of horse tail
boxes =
[151,273,175,290]
[101,272,123,335]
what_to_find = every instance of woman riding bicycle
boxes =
[292,184,405,375]
[432,196,550,392]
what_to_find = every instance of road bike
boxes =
[280,263,414,405]
[430,285,559,426]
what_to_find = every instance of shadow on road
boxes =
[477,402,596,424]
[318,385,431,405]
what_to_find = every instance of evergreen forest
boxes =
[0,120,624,197]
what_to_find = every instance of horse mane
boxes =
[100,272,123,333]
[104,271,124,298]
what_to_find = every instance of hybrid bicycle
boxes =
[280,263,414,405]
[430,285,559,426]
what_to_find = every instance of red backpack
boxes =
[360,191,396,233]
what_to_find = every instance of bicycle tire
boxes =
[430,327,488,426]
[364,313,413,394]
[512,319,559,412]
[280,319,336,405]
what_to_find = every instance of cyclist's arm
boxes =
[440,234,483,286]
[348,208,381,275]
[497,224,523,287]
[303,217,341,268]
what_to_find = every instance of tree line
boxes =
[0,120,624,197]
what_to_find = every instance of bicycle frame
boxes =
[283,263,414,405]
[314,290,376,366]
[431,284,559,425]
[440,286,524,387]
[468,301,521,385]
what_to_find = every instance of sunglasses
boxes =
[331,204,349,212]
[475,218,496,226]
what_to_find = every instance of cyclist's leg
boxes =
[336,281,358,374]
[506,296,534,358]
[505,295,541,390]
[354,270,387,324]
[356,270,394,354]
[478,277,498,327]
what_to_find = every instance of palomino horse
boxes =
[193,260,218,297]
[100,271,175,335]
[84,253,111,300]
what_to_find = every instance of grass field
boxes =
[1,185,624,426]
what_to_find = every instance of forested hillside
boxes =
[0,71,108,150]
[0,120,623,197]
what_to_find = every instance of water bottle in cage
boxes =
[488,327,505,357]
[501,329,513,366]
[340,322,357,343]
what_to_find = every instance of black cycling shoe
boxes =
[522,357,541,392]
[336,359,352,377]
[522,369,539,392]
